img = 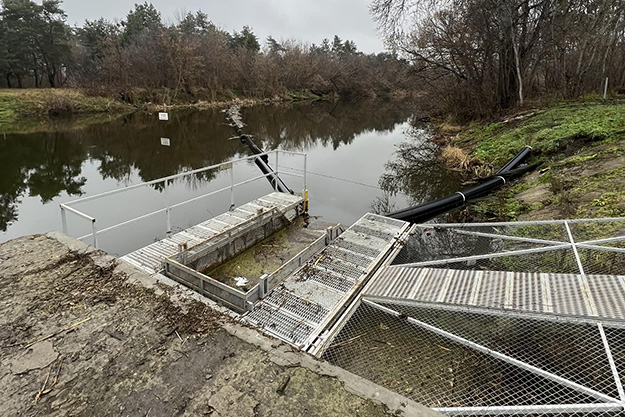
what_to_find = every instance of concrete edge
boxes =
[45,231,441,417]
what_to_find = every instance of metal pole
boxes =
[434,403,623,416]
[598,322,625,404]
[604,77,609,99]
[60,205,68,234]
[165,181,171,235]
[392,243,572,268]
[362,300,621,404]
[303,154,307,192]
[230,164,235,208]
[274,151,279,192]
[91,219,98,249]
[564,220,598,316]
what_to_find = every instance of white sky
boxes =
[61,0,386,53]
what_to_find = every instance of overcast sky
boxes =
[61,0,386,53]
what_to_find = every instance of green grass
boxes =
[452,98,625,221]
[465,102,625,165]
[0,89,134,133]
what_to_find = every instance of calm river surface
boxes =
[1,100,461,255]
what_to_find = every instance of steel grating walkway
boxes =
[120,192,303,274]
[320,218,625,417]
[243,213,410,351]
[364,267,625,323]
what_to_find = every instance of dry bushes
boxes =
[440,145,481,170]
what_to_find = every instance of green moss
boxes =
[463,103,625,165]
[561,153,598,166]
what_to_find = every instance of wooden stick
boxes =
[24,317,92,350]
[328,333,367,349]
[52,359,63,386]
[34,366,52,404]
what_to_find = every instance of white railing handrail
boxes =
[62,150,306,207]
[60,149,307,249]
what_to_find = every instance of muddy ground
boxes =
[0,234,437,417]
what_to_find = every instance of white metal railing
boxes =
[60,150,307,249]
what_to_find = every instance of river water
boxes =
[0,100,461,255]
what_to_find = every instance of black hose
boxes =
[496,146,532,174]
[387,148,534,224]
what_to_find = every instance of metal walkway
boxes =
[120,192,303,274]
[364,267,625,323]
[243,213,410,351]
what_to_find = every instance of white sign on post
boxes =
[160,138,171,146]
[158,112,169,121]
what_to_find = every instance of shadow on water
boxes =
[0,99,462,248]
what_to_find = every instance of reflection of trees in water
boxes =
[378,122,462,209]
[249,100,412,151]
[0,133,86,231]
[1,100,411,231]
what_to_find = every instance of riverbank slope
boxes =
[437,97,625,221]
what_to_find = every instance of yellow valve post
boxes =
[303,189,309,213]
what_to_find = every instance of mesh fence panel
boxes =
[322,301,625,415]
[320,218,625,416]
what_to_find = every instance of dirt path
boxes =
[0,234,438,417]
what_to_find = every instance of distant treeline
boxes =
[373,0,625,119]
[0,1,415,102]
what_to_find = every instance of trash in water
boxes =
[234,277,248,287]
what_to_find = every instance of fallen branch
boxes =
[33,365,52,404]
[24,317,92,350]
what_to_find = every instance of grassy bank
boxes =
[0,89,134,133]
[439,97,625,221]
[0,88,332,133]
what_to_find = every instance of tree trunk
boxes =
[512,30,524,106]
[497,39,518,108]
[6,73,12,88]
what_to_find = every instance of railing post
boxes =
[274,151,279,192]
[91,219,98,249]
[60,205,68,234]
[165,181,171,235]
[303,153,307,192]
[259,274,268,299]
[230,164,235,208]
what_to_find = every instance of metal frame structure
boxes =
[320,217,625,416]
[59,150,307,249]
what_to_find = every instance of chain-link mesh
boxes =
[320,218,625,416]
[322,301,625,415]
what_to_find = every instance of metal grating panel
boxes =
[550,273,588,316]
[245,304,315,346]
[243,212,410,350]
[334,232,388,257]
[263,286,330,324]
[328,247,375,268]
[295,267,355,293]
[587,275,625,320]
[443,269,475,305]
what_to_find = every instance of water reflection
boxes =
[0,100,455,247]
[378,124,463,208]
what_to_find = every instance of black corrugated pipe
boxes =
[387,147,534,224]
